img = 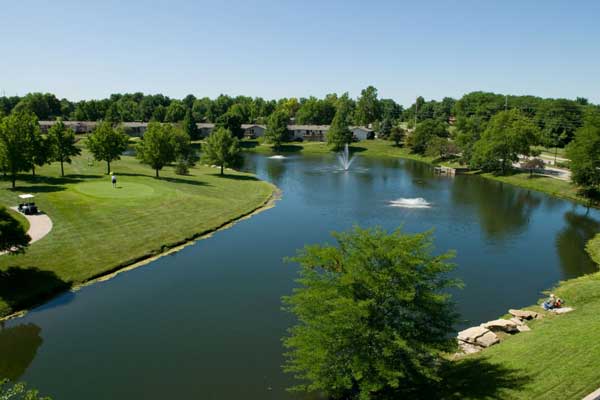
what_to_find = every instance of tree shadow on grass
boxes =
[214,174,260,181]
[240,141,259,149]
[0,266,71,313]
[348,145,367,153]
[160,176,211,187]
[65,174,104,180]
[272,144,304,153]
[431,357,532,399]
[8,185,67,194]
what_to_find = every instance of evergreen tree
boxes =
[327,94,353,151]
[264,110,289,149]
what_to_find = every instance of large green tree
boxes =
[295,97,336,125]
[389,125,405,146]
[566,113,600,198]
[327,94,353,151]
[0,207,31,254]
[86,121,129,174]
[47,119,81,177]
[216,110,244,139]
[264,110,289,149]
[0,112,39,188]
[182,109,199,140]
[408,119,448,154]
[201,127,241,175]
[28,128,51,177]
[136,122,176,177]
[354,86,381,126]
[471,109,541,174]
[283,227,459,399]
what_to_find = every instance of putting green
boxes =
[74,181,156,199]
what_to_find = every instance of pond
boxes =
[1,152,598,399]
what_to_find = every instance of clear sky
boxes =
[1,0,599,105]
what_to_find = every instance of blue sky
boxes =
[1,0,599,105]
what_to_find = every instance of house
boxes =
[120,122,148,137]
[241,124,266,138]
[196,123,215,138]
[38,120,97,134]
[288,125,329,141]
[350,126,374,141]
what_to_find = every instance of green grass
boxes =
[7,209,30,232]
[586,234,600,265]
[0,151,275,318]
[445,270,600,399]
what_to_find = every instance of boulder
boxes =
[517,325,531,332]
[457,340,483,355]
[481,319,519,333]
[510,317,525,326]
[509,309,539,320]
[457,326,499,348]
[551,307,574,314]
[477,331,500,347]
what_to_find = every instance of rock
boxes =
[510,317,525,326]
[551,307,574,314]
[457,326,489,343]
[477,331,500,347]
[481,319,519,333]
[517,325,531,332]
[457,340,484,355]
[509,309,539,320]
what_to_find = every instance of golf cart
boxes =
[17,194,38,215]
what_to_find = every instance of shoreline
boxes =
[0,187,281,322]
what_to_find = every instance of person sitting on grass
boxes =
[542,293,564,310]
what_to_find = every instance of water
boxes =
[1,153,598,399]
[337,143,355,170]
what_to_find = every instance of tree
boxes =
[327,94,353,151]
[408,120,448,154]
[264,110,289,149]
[182,109,199,140]
[566,115,600,198]
[47,119,81,177]
[378,117,392,139]
[164,100,187,122]
[354,86,381,126]
[283,227,459,399]
[389,125,405,146]
[426,136,459,160]
[521,157,545,177]
[295,97,336,125]
[28,128,51,177]
[216,110,244,139]
[0,379,51,400]
[201,127,241,175]
[471,109,541,174]
[0,112,38,188]
[0,207,31,254]
[86,121,129,174]
[136,122,176,178]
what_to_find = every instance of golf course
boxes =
[0,148,275,318]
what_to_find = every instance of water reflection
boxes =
[452,177,541,241]
[0,323,43,380]
[556,211,600,279]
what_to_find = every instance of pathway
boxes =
[10,207,53,244]
[583,388,600,400]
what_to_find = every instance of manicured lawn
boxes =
[0,151,275,318]
[7,208,30,232]
[444,270,600,399]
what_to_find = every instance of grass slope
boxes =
[7,209,30,232]
[586,234,600,265]
[446,270,600,400]
[0,151,274,317]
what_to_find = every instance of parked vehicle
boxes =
[18,202,38,215]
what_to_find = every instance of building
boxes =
[241,124,266,138]
[288,125,329,141]
[350,126,374,141]
[196,123,215,138]
[39,120,98,134]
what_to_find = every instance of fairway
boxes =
[0,151,275,318]
[74,181,156,199]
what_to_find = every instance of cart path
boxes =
[10,207,53,243]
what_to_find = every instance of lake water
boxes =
[1,153,599,399]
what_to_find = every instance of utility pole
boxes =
[414,97,418,127]
[505,94,508,111]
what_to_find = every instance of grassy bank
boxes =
[244,139,588,206]
[445,266,600,399]
[0,151,275,318]
[587,234,600,265]
[7,209,30,232]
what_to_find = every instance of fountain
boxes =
[337,143,355,171]
[388,198,431,209]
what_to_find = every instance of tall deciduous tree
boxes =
[29,129,51,177]
[48,119,81,177]
[327,94,353,151]
[283,226,459,399]
[0,112,39,188]
[182,109,199,140]
[264,110,289,149]
[216,110,244,139]
[566,113,600,198]
[389,125,405,146]
[201,127,241,175]
[86,121,129,174]
[354,85,381,126]
[471,109,541,174]
[0,207,31,254]
[408,119,448,154]
[136,122,176,178]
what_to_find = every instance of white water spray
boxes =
[388,198,431,209]
[337,143,355,171]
